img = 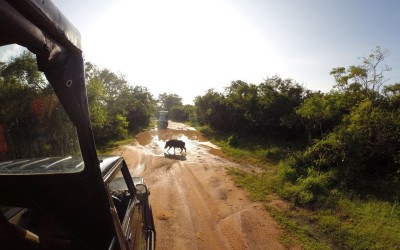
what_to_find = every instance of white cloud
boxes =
[0,44,25,62]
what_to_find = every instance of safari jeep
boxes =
[0,0,155,249]
[157,111,168,129]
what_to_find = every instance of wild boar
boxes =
[164,139,186,154]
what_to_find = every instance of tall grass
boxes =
[202,130,292,169]
[315,198,400,249]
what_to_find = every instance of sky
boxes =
[1,0,400,104]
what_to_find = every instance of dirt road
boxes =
[114,121,289,250]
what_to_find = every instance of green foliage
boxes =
[278,148,339,207]
[194,125,214,135]
[170,105,188,122]
[264,146,287,163]
[227,135,239,147]
[315,198,400,249]
[279,99,400,204]
[194,77,308,138]
[212,114,400,249]
[222,135,400,249]
[277,47,400,204]
[330,46,391,98]
[125,86,155,131]
[295,92,351,140]
[224,80,259,132]
[212,137,261,167]
[383,82,400,111]
[194,89,227,128]
[304,100,400,195]
[0,51,80,159]
[97,137,136,155]
[279,168,339,207]
[85,62,155,146]
[1,51,46,90]
[157,93,192,122]
[115,114,129,139]
[266,206,331,250]
[157,93,182,112]
[87,77,108,129]
[228,168,275,201]
[185,105,198,124]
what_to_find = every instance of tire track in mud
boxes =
[172,161,228,249]
[147,161,227,249]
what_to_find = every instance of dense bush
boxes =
[85,63,156,146]
[194,77,308,138]
[278,99,400,205]
[277,154,339,207]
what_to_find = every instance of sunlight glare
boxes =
[82,0,279,103]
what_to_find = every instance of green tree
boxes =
[1,51,79,159]
[383,82,400,109]
[157,93,191,122]
[194,77,308,137]
[1,51,46,90]
[86,76,108,131]
[330,46,391,99]
[256,76,307,137]
[194,89,227,129]
[296,92,350,141]
[224,80,258,132]
[125,86,156,131]
[85,62,155,145]
[157,93,183,112]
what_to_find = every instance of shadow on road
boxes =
[164,153,187,161]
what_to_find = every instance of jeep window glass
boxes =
[108,170,130,223]
[0,47,83,174]
[109,170,128,191]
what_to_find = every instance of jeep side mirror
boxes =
[135,184,149,201]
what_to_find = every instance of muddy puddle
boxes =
[135,122,224,160]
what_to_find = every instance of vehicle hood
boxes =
[0,157,84,175]
[0,155,120,176]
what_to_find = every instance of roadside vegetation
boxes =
[0,51,192,157]
[192,46,400,249]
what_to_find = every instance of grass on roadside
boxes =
[314,198,400,249]
[227,168,276,201]
[228,167,332,249]
[199,131,293,169]
[266,205,332,250]
[97,120,156,155]
[97,137,136,155]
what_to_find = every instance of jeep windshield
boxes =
[0,0,90,175]
[0,47,83,175]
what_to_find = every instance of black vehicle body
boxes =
[0,0,155,249]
